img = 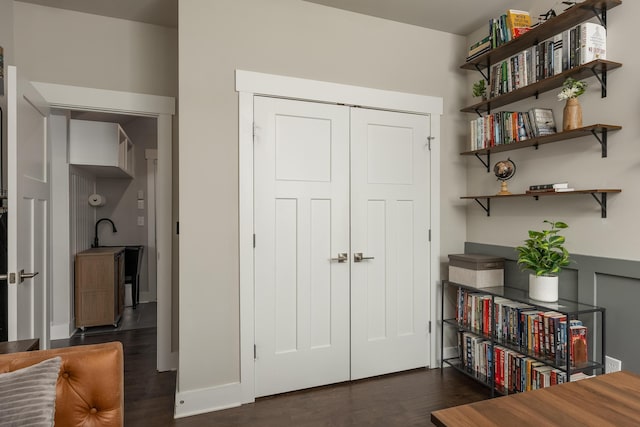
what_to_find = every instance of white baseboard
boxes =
[174,382,242,418]
[159,351,178,372]
[50,321,75,340]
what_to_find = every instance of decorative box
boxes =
[448,253,504,288]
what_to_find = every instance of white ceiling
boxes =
[16,0,560,35]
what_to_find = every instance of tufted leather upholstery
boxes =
[0,341,123,427]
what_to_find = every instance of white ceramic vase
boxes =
[528,274,559,302]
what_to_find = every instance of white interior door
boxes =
[253,97,431,396]
[350,108,430,380]
[6,66,51,346]
[253,97,350,397]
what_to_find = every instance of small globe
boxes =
[494,159,516,181]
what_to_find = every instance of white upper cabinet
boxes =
[69,119,134,178]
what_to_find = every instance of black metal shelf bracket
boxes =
[589,5,607,29]
[590,192,608,218]
[473,63,490,82]
[474,108,483,118]
[474,151,491,172]
[474,198,491,216]
[590,128,608,157]
[588,67,608,98]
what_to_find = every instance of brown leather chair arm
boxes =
[0,341,124,427]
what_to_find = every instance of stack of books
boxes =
[526,182,575,194]
[466,36,491,62]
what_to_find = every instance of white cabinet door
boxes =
[254,97,351,397]
[6,66,51,347]
[350,108,431,380]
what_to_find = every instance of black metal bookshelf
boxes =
[440,280,606,397]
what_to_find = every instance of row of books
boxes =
[490,9,531,49]
[469,108,557,151]
[527,182,575,194]
[467,9,531,61]
[459,331,594,393]
[456,288,589,366]
[485,22,606,97]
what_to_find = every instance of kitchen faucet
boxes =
[93,218,118,248]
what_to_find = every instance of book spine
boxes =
[580,22,607,64]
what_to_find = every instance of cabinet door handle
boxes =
[330,253,348,263]
[354,253,374,262]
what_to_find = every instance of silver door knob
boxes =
[19,270,39,283]
[330,253,348,263]
[0,270,39,284]
[354,253,375,262]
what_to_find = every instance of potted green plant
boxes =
[515,220,570,302]
[472,79,487,100]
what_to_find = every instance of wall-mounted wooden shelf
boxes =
[463,124,622,171]
[461,0,622,71]
[461,60,622,115]
[461,189,621,218]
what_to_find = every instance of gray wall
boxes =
[12,3,178,348]
[464,242,640,374]
[178,0,469,395]
[0,0,14,190]
[463,1,640,262]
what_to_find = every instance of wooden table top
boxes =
[0,338,39,354]
[431,371,640,427]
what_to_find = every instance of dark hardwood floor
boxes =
[52,307,490,426]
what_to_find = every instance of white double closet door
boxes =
[254,96,431,397]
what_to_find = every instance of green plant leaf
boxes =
[515,220,570,276]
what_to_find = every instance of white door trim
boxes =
[235,70,442,406]
[143,149,158,303]
[31,82,176,372]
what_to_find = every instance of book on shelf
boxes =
[570,325,589,366]
[506,9,531,40]
[528,108,557,137]
[467,35,491,61]
[525,188,575,195]
[580,22,606,64]
[529,182,569,191]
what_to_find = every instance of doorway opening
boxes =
[54,110,159,337]
[33,80,176,372]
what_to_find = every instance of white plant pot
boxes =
[529,274,558,302]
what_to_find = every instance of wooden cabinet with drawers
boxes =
[75,247,125,329]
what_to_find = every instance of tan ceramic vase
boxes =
[563,97,583,131]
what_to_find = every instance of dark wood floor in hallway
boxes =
[53,322,490,426]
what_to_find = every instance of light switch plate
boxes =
[137,190,144,200]
[137,216,144,226]
[137,200,145,209]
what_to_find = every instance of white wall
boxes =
[463,1,640,261]
[97,116,157,301]
[178,0,468,402]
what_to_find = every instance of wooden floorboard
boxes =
[53,323,490,426]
